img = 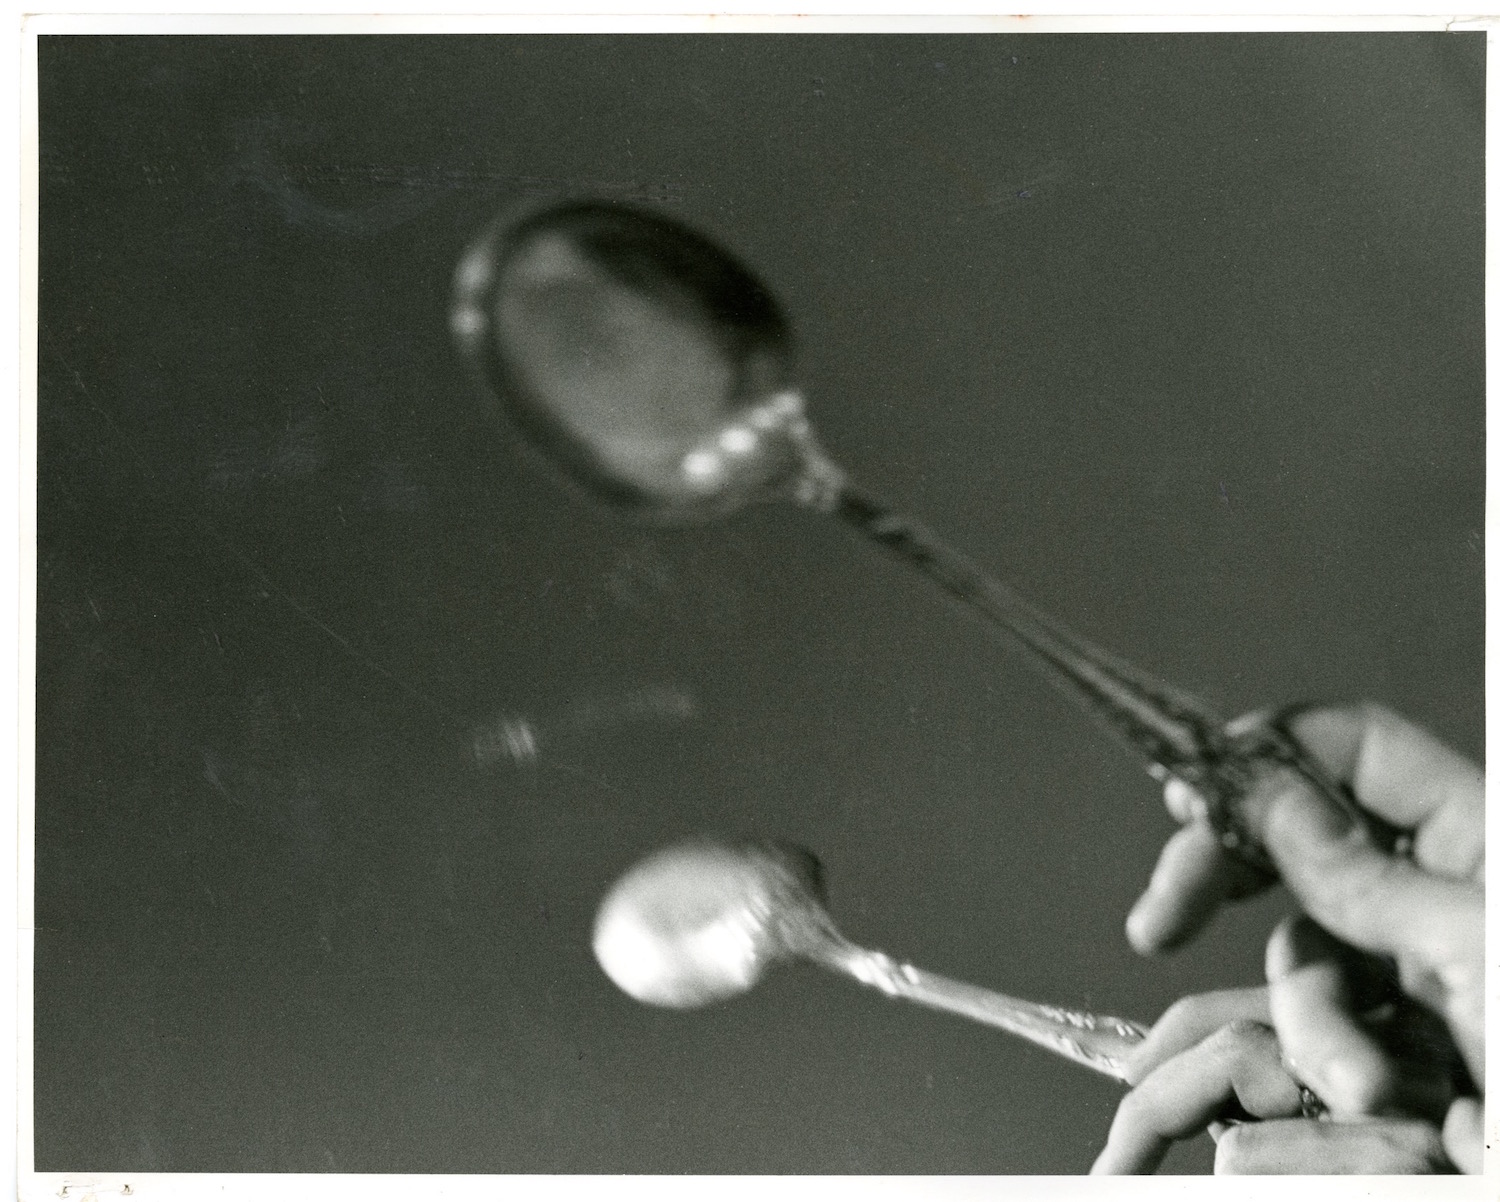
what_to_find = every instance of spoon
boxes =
[451,200,1402,879]
[592,837,1150,1081]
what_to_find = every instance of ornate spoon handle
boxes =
[816,483,1404,876]
[798,934,1326,1116]
[799,936,1147,1082]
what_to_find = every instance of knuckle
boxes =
[1221,1016,1269,1041]
[1313,853,1400,930]
[1150,995,1212,1049]
[1207,1017,1272,1061]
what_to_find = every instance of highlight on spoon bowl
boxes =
[452,201,834,522]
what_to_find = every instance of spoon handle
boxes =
[804,939,1147,1081]
[802,938,1328,1116]
[832,487,1214,759]
[822,485,1396,876]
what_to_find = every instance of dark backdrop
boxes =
[35,33,1484,1175]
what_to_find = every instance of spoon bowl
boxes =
[452,201,833,522]
[591,838,829,1008]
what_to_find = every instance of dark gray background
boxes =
[35,33,1483,1175]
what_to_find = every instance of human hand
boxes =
[1091,985,1461,1175]
[1125,703,1484,1086]
[1267,913,1481,1172]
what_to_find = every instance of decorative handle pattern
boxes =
[804,938,1327,1119]
[802,938,1147,1082]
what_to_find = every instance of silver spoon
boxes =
[592,836,1150,1081]
[594,837,1330,1119]
[451,200,1402,879]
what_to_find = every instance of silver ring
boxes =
[1298,1085,1329,1120]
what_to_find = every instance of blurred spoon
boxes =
[592,836,1149,1081]
[452,200,1401,879]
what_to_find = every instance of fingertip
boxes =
[1264,916,1297,982]
[1125,894,1171,955]
[1126,890,1209,956]
[1125,824,1238,956]
[1089,1131,1138,1176]
[1163,777,1204,824]
[1212,1121,1247,1174]
[1442,1097,1483,1174]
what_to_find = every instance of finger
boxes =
[1215,1116,1453,1174]
[1126,822,1268,955]
[1163,777,1200,824]
[1267,916,1463,1121]
[1290,703,1483,879]
[1091,1020,1303,1175]
[1126,986,1271,1084]
[1258,770,1484,976]
[1442,1097,1483,1175]
[1266,916,1402,1117]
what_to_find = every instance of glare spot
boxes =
[684,914,762,989]
[450,306,485,338]
[594,912,675,1003]
[682,450,722,480]
[718,426,757,454]
[456,250,493,294]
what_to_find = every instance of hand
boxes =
[1126,703,1483,1082]
[1121,702,1483,1172]
[1267,913,1481,1172]
[1091,986,1458,1175]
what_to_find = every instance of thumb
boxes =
[1261,775,1483,978]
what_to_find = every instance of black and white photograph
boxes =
[26,23,1486,1189]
